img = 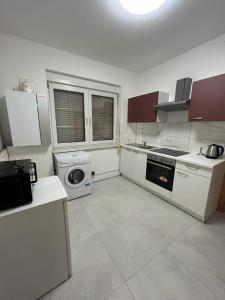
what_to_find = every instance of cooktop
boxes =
[151,148,189,157]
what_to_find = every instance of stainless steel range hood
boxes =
[155,78,192,112]
[154,99,190,112]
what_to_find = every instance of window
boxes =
[49,83,117,146]
[91,94,114,141]
[54,89,85,143]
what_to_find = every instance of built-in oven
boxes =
[146,154,175,191]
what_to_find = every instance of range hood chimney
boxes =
[175,78,192,102]
[154,78,192,112]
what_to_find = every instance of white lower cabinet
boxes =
[121,146,225,221]
[172,168,210,219]
[121,148,147,185]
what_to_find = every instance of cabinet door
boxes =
[128,92,158,123]
[128,97,139,122]
[189,74,225,121]
[6,90,41,146]
[120,148,133,177]
[138,92,158,122]
[121,148,147,185]
[172,169,210,218]
[130,150,147,185]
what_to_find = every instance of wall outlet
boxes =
[162,137,174,146]
[165,138,173,142]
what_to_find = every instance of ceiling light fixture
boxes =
[120,0,167,15]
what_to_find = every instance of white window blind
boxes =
[92,95,114,141]
[54,89,85,143]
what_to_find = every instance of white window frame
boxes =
[89,90,118,145]
[49,83,89,147]
[49,83,118,147]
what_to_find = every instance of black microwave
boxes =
[0,159,37,211]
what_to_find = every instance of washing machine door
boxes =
[64,166,86,189]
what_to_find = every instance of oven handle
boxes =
[147,160,173,170]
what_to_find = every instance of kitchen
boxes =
[0,0,225,299]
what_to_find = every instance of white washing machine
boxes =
[54,151,92,200]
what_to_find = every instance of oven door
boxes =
[146,159,175,191]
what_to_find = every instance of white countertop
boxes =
[0,176,68,218]
[176,153,225,168]
[121,144,225,169]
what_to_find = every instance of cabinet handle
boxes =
[86,117,88,125]
[177,171,189,177]
[191,117,203,120]
[185,164,199,171]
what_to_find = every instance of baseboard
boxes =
[92,170,120,182]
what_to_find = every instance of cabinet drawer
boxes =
[176,161,212,178]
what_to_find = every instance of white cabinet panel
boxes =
[121,148,147,185]
[0,90,41,146]
[172,169,210,218]
[121,148,133,178]
[132,150,147,185]
[0,201,69,300]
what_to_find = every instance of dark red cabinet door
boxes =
[189,74,225,121]
[128,92,158,122]
[128,97,139,122]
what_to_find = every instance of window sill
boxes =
[53,143,119,153]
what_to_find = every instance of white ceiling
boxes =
[1,0,225,72]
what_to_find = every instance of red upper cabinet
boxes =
[189,74,225,121]
[128,92,159,122]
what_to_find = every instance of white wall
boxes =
[134,34,225,154]
[1,31,225,175]
[0,32,138,177]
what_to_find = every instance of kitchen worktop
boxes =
[121,144,225,169]
[0,175,68,218]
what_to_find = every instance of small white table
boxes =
[0,176,71,300]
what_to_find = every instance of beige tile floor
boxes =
[42,176,225,300]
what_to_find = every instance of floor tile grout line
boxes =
[93,212,166,283]
[125,242,169,282]
[66,177,223,300]
[126,283,138,300]
[159,218,199,249]
[97,229,128,283]
[132,207,198,250]
[79,201,100,233]
[166,248,220,300]
[75,177,195,288]
[73,193,128,298]
[103,282,137,300]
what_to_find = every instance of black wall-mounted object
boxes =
[175,78,192,102]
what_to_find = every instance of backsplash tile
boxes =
[160,122,191,138]
[127,120,225,153]
[189,139,225,154]
[191,122,225,142]
[161,136,189,151]
[142,134,162,147]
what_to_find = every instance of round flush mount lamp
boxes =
[120,0,167,15]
